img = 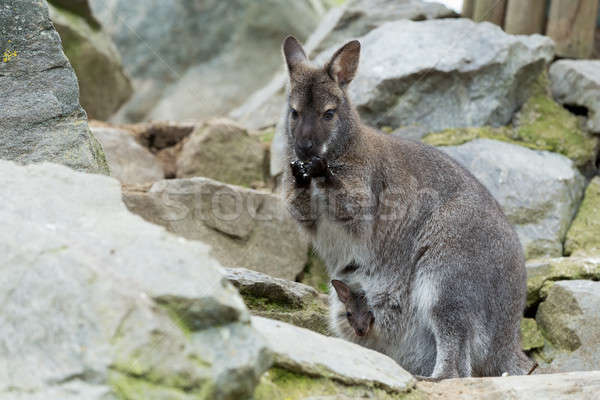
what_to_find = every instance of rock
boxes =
[343,19,553,132]
[225,268,329,335]
[176,119,267,187]
[270,18,554,176]
[90,125,164,184]
[423,74,600,173]
[565,177,600,256]
[536,280,600,372]
[89,0,322,122]
[0,0,108,174]
[0,160,270,399]
[48,3,132,121]
[231,0,457,131]
[521,318,545,351]
[49,0,100,27]
[526,257,600,308]
[252,317,415,399]
[418,371,600,399]
[122,177,309,281]
[550,60,600,133]
[441,139,585,259]
[312,0,457,54]
[298,249,330,293]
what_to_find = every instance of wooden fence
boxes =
[463,0,600,58]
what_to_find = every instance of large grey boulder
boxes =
[90,0,322,122]
[253,317,415,399]
[0,0,108,174]
[123,177,310,281]
[48,2,132,121]
[441,139,585,259]
[91,125,164,184]
[231,0,456,131]
[549,60,600,134]
[269,18,554,176]
[0,160,270,399]
[536,280,600,373]
[418,371,600,399]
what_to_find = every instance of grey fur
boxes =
[281,36,534,379]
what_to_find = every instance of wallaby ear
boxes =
[282,36,307,75]
[331,280,351,304]
[326,40,360,87]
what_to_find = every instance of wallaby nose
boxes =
[298,140,313,152]
[296,140,314,160]
[356,328,365,336]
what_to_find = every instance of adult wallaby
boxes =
[280,36,535,379]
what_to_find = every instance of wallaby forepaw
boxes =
[307,156,328,178]
[290,160,311,187]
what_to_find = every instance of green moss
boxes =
[88,128,110,175]
[243,292,330,335]
[254,368,421,400]
[109,371,214,400]
[258,128,275,144]
[536,285,583,352]
[521,318,545,351]
[565,177,600,256]
[422,73,599,170]
[526,257,600,307]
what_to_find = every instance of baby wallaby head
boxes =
[282,36,361,162]
[331,279,374,337]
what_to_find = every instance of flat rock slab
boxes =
[123,177,309,280]
[252,316,415,394]
[418,371,600,399]
[550,60,600,133]
[0,0,107,174]
[0,160,269,399]
[441,139,585,259]
[536,280,600,373]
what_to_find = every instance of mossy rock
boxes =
[526,257,600,308]
[225,267,330,335]
[49,4,133,120]
[521,318,545,351]
[109,371,214,400]
[423,73,599,172]
[255,368,423,400]
[298,248,330,294]
[564,177,600,257]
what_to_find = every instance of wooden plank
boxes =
[462,0,475,18]
[473,0,507,26]
[504,0,547,35]
[546,0,600,58]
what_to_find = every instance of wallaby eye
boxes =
[346,312,352,318]
[323,109,336,121]
[290,108,299,120]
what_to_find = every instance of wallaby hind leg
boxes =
[429,321,471,380]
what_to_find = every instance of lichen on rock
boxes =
[564,177,600,257]
[423,73,599,173]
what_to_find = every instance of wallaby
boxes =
[281,36,535,379]
[331,279,375,338]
